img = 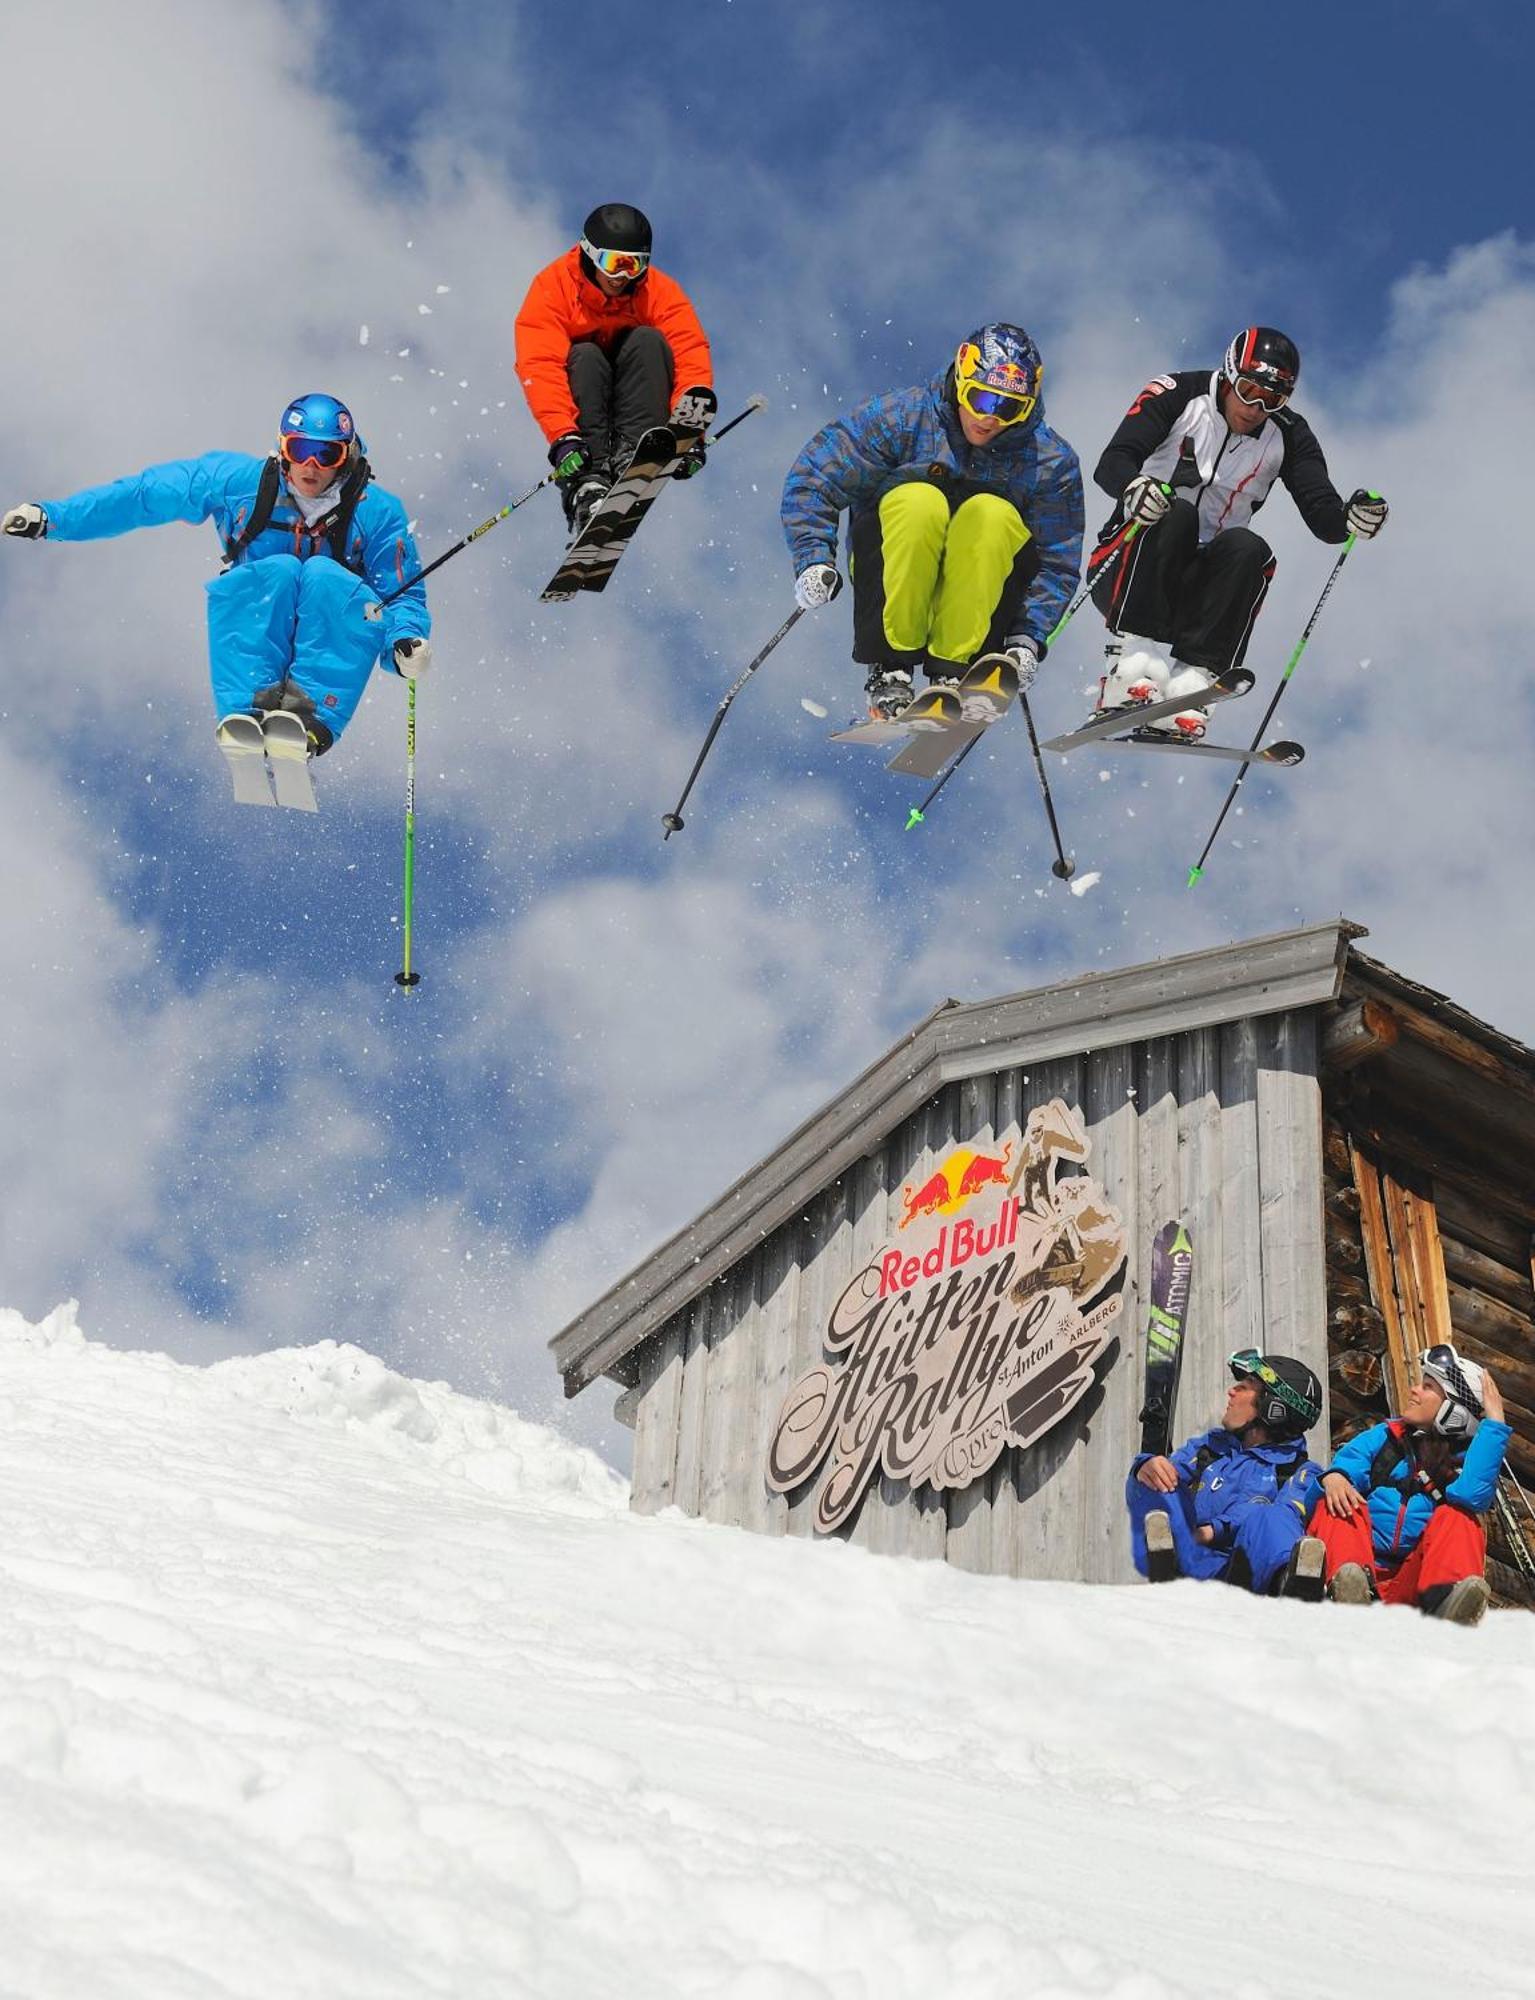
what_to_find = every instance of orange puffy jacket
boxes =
[514,246,714,443]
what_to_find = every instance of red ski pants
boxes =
[1306,1501,1486,1605]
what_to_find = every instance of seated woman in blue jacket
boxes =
[1,393,430,800]
[1127,1350,1326,1596]
[1308,1344,1510,1625]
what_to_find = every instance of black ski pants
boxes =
[567,327,675,475]
[1089,499,1276,674]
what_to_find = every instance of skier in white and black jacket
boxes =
[1086,326,1388,736]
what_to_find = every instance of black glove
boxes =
[1345,489,1388,540]
[672,437,707,481]
[548,432,591,485]
[1,503,48,540]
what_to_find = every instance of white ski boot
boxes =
[1095,642,1170,719]
[216,713,275,809]
[1136,661,1218,742]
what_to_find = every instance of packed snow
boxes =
[1,1304,1531,1999]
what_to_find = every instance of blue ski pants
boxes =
[205,554,383,744]
[1125,1477,1307,1593]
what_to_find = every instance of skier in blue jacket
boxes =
[1127,1350,1327,1596]
[2,393,430,800]
[780,324,1084,722]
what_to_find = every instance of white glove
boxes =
[394,638,432,679]
[1345,489,1388,540]
[794,563,843,611]
[1002,638,1042,693]
[1,503,48,540]
[1121,474,1171,527]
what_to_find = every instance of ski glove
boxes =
[1001,637,1042,692]
[672,437,707,481]
[1121,474,1172,527]
[394,638,432,679]
[1,503,48,540]
[548,433,591,485]
[1345,489,1388,539]
[794,563,843,611]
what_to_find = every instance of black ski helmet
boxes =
[1222,326,1300,397]
[1228,1349,1322,1437]
[581,203,652,257]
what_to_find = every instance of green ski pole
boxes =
[394,678,421,989]
[1186,508,1371,887]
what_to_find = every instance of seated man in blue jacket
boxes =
[1127,1350,1327,1597]
[2,393,430,802]
[780,323,1084,722]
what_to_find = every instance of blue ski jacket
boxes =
[41,452,430,650]
[779,367,1085,651]
[1325,1417,1512,1565]
[1129,1427,1324,1554]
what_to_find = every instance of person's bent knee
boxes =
[878,481,949,527]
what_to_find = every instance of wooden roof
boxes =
[552,918,1363,1396]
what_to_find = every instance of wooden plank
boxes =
[981,1062,1026,1580]
[1382,1175,1428,1363]
[944,1071,1000,1575]
[553,922,1359,1392]
[1320,998,1399,1070]
[1350,1140,1413,1411]
[1177,1025,1227,1442]
[1219,1018,1266,1363]
[1078,1040,1140,1584]
[670,1285,716,1518]
[1439,1233,1535,1316]
[784,1176,852,1541]
[744,1215,807,1539]
[628,1323,683,1514]
[1254,1011,1329,1438]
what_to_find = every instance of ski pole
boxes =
[1021,692,1075,879]
[1494,1477,1535,1589]
[394,678,421,988]
[1186,517,1367,886]
[902,522,1145,837]
[662,606,806,837]
[367,394,769,619]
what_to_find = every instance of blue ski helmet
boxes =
[278,392,357,449]
[953,324,1043,426]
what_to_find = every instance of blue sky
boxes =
[2,0,1532,1461]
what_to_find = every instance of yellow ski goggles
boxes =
[954,344,1038,426]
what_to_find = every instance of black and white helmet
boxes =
[1221,326,1300,398]
[1421,1343,1485,1439]
[1228,1349,1322,1437]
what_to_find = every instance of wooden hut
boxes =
[551,920,1535,1598]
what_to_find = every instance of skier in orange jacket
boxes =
[514,203,715,537]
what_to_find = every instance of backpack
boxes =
[222,455,373,572]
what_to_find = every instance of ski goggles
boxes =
[580,238,650,281]
[1227,1349,1312,1419]
[955,377,1037,426]
[280,433,349,468]
[1229,373,1292,412]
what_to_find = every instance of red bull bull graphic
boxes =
[768,1100,1127,1534]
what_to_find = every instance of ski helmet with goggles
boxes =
[580,203,653,285]
[1420,1343,1485,1440]
[953,324,1043,428]
[278,393,358,469]
[1221,327,1300,411]
[1227,1349,1322,1437]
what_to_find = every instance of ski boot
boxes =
[1094,641,1170,722]
[1277,1536,1327,1603]
[1143,1509,1181,1583]
[1422,1575,1491,1626]
[863,668,915,722]
[566,475,611,541]
[1132,661,1218,743]
[1327,1562,1379,1606]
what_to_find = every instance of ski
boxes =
[1093,734,1305,768]
[217,714,276,808]
[885,654,1019,778]
[1138,1220,1193,1459]
[1041,667,1255,754]
[540,414,705,603]
[261,711,319,813]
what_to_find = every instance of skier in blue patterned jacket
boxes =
[1,393,431,773]
[1127,1350,1328,1596]
[780,324,1085,721]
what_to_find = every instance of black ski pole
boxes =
[368,394,768,619]
[1021,692,1075,880]
[1186,522,1366,886]
[662,606,806,838]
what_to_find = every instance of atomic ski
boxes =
[1041,668,1254,754]
[540,393,710,603]
[1092,735,1305,768]
[1138,1220,1194,1459]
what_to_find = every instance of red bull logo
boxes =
[898,1143,1013,1228]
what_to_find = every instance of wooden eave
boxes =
[552,918,1363,1396]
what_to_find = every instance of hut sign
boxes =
[768,1101,1128,1533]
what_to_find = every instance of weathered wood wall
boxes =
[628,1011,1328,1583]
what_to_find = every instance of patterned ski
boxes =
[1138,1220,1194,1460]
[1092,735,1305,768]
[540,405,707,603]
[1041,668,1254,754]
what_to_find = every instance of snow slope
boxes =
[1,1304,1531,2000]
